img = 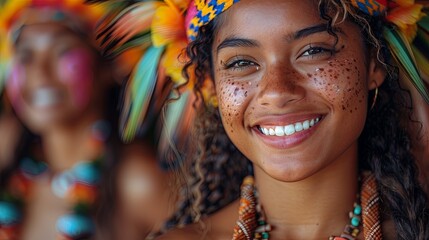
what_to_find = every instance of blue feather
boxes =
[122,46,165,141]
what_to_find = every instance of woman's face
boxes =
[212,0,384,182]
[6,22,99,132]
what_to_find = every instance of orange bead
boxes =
[66,183,97,204]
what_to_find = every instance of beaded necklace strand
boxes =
[232,173,381,240]
[0,120,110,240]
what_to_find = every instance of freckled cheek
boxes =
[57,48,95,109]
[309,59,367,113]
[216,77,252,133]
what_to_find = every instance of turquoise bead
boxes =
[262,232,269,239]
[20,157,47,176]
[351,216,360,227]
[57,214,94,237]
[0,202,21,225]
[52,11,66,21]
[73,162,99,184]
[353,205,362,215]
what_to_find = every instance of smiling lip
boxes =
[253,114,324,149]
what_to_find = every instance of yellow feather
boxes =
[152,4,186,47]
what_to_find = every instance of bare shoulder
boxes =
[156,199,240,240]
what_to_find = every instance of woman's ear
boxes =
[367,50,387,90]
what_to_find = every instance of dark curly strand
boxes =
[326,2,429,239]
[179,0,429,238]
[165,17,250,227]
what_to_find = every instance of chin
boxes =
[256,157,322,183]
[21,113,66,133]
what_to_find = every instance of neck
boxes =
[40,112,105,173]
[254,146,359,240]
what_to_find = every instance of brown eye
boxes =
[225,59,258,70]
[301,47,333,58]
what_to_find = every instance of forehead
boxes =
[215,0,322,38]
[15,23,83,47]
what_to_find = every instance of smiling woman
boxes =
[150,0,429,239]
[0,1,182,239]
[8,24,100,130]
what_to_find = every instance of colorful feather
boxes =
[96,1,161,57]
[151,2,186,47]
[386,3,424,41]
[384,26,429,103]
[158,90,196,169]
[121,46,165,142]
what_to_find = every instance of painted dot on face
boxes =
[57,48,94,110]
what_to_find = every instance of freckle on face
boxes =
[308,58,364,113]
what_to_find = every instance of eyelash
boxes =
[300,45,336,59]
[223,59,257,70]
[222,44,337,71]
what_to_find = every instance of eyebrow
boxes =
[216,38,259,53]
[292,23,331,40]
[216,23,341,53]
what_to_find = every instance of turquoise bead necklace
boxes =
[0,120,109,239]
[233,175,363,240]
[252,194,362,240]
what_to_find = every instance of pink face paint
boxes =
[57,48,94,110]
[6,63,26,112]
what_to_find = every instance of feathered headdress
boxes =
[351,0,429,103]
[96,0,428,142]
[96,0,235,143]
[0,0,106,105]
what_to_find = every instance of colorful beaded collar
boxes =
[232,173,381,240]
[0,120,109,240]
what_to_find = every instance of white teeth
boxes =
[274,126,285,136]
[284,124,295,136]
[32,88,62,108]
[294,122,303,132]
[259,117,321,137]
[303,120,310,130]
[262,128,269,135]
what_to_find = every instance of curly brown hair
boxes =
[171,0,429,239]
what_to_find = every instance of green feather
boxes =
[158,90,195,169]
[121,46,165,141]
[160,91,190,146]
[0,61,10,95]
[110,32,152,57]
[384,26,429,103]
[412,45,429,78]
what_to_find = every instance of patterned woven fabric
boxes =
[361,173,382,240]
[351,0,387,16]
[187,0,240,40]
[232,176,257,240]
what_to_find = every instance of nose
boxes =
[257,63,305,108]
[25,55,53,87]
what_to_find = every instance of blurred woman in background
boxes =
[0,1,182,239]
